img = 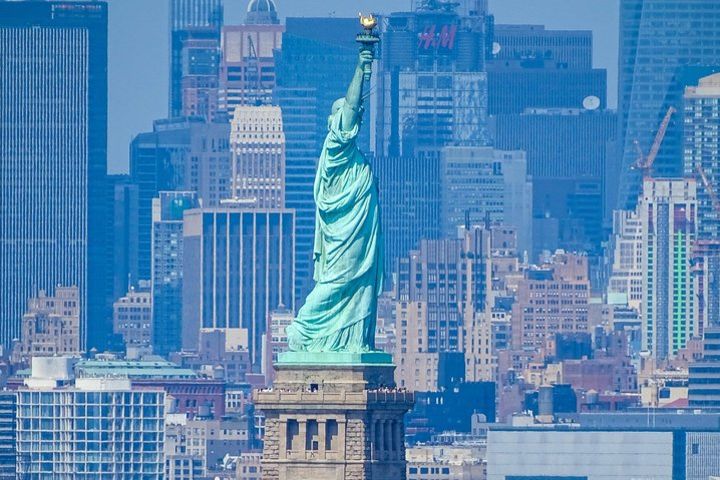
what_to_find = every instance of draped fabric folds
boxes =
[286,101,383,353]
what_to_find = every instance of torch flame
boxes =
[359,12,377,31]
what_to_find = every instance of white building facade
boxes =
[16,358,165,479]
[639,178,698,360]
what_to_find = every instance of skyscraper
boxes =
[372,2,492,274]
[152,192,200,356]
[371,154,442,278]
[218,0,283,112]
[0,1,110,350]
[396,230,487,354]
[130,119,231,281]
[606,210,644,312]
[639,178,698,361]
[683,73,720,240]
[491,25,593,69]
[169,0,223,118]
[486,25,606,116]
[230,106,285,208]
[178,30,222,121]
[492,109,617,255]
[112,179,139,301]
[182,209,295,371]
[440,146,533,256]
[377,4,491,157]
[616,0,720,211]
[394,225,498,389]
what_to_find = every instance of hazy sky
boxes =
[108,0,619,173]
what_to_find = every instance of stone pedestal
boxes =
[253,356,414,480]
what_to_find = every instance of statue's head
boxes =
[332,98,344,115]
[329,98,345,130]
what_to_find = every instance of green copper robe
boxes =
[286,101,383,353]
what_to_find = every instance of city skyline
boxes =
[5,0,720,478]
[107,0,619,173]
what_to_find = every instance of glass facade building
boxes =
[370,155,442,278]
[0,392,16,480]
[182,209,295,371]
[486,25,606,116]
[169,0,223,118]
[152,192,200,356]
[130,119,231,282]
[16,386,165,479]
[616,0,720,211]
[440,147,532,256]
[377,6,491,158]
[492,109,617,255]
[0,1,111,350]
[491,24,593,69]
[683,73,720,240]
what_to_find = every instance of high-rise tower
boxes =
[230,106,285,208]
[218,0,283,112]
[639,179,698,361]
[616,0,720,211]
[152,191,200,356]
[169,0,223,119]
[0,1,110,349]
[683,73,720,240]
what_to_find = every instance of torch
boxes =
[357,13,380,82]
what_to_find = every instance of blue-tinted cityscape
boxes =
[1,0,720,478]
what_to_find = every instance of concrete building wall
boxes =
[440,147,532,256]
[230,106,285,208]
[487,430,674,480]
[606,210,643,311]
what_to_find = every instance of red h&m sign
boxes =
[418,24,458,50]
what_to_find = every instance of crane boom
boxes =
[696,165,720,213]
[633,107,676,174]
[643,106,676,174]
[246,35,261,105]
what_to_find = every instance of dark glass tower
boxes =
[373,2,491,274]
[129,119,231,283]
[0,1,110,350]
[182,209,295,371]
[616,0,720,211]
[493,110,617,255]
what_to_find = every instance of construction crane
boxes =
[632,106,676,177]
[696,165,720,214]
[246,34,262,106]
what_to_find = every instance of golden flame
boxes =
[359,12,377,30]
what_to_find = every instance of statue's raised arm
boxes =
[284,31,384,356]
[340,49,373,131]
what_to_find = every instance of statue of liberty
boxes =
[285,41,383,354]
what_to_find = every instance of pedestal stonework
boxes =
[253,358,414,480]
